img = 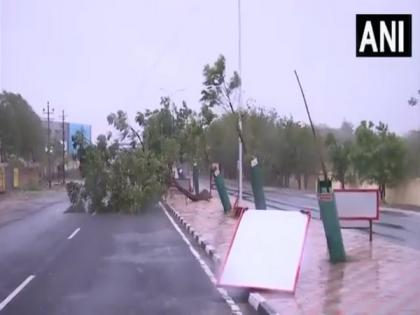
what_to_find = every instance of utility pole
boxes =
[237,0,243,203]
[60,110,67,185]
[43,102,54,189]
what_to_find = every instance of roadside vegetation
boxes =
[1,59,419,210]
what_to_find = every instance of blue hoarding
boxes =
[68,123,91,155]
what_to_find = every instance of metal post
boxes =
[237,0,243,203]
[43,102,54,189]
[61,110,66,185]
[250,158,266,209]
[214,169,232,214]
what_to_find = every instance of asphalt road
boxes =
[0,194,248,315]
[225,182,420,251]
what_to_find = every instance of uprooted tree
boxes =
[68,129,168,213]
[67,96,214,212]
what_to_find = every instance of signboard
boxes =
[68,123,92,155]
[334,189,379,241]
[334,189,379,220]
[218,210,310,292]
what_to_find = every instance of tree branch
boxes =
[130,127,145,152]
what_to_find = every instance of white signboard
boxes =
[218,210,310,292]
[334,189,379,220]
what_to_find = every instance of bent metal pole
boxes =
[294,70,346,263]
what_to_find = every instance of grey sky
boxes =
[1,0,419,139]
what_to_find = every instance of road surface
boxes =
[224,181,420,251]
[0,192,250,315]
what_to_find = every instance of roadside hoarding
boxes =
[218,209,310,292]
[68,123,92,155]
[334,189,379,241]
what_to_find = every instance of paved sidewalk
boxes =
[168,191,420,314]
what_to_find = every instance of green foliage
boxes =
[66,181,84,211]
[72,132,169,213]
[108,150,168,213]
[207,109,319,188]
[408,89,420,106]
[0,91,44,161]
[352,121,407,198]
[200,55,246,153]
[405,130,420,177]
[325,133,353,188]
[135,97,209,166]
[72,98,208,213]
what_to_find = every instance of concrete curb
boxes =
[161,201,279,315]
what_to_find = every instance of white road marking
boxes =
[67,227,80,240]
[0,275,35,311]
[159,202,242,315]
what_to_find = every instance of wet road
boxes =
[0,193,249,315]
[225,182,420,251]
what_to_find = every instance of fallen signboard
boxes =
[217,209,310,292]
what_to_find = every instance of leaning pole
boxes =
[294,70,346,263]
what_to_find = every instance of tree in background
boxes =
[405,130,420,177]
[352,121,407,200]
[133,97,210,167]
[408,90,420,106]
[200,55,245,155]
[0,91,44,161]
[205,109,320,188]
[325,133,353,189]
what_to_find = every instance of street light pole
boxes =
[43,102,54,189]
[60,110,67,185]
[237,0,243,203]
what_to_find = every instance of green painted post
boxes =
[250,158,266,209]
[192,162,199,195]
[213,170,231,214]
[317,179,346,263]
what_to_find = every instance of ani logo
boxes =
[356,14,412,57]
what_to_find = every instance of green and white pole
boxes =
[213,169,232,214]
[317,179,346,263]
[250,157,266,209]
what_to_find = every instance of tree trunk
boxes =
[304,174,309,190]
[340,178,345,189]
[379,184,386,201]
[297,175,301,190]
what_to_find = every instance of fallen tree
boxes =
[172,179,211,202]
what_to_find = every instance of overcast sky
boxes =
[1,0,419,139]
